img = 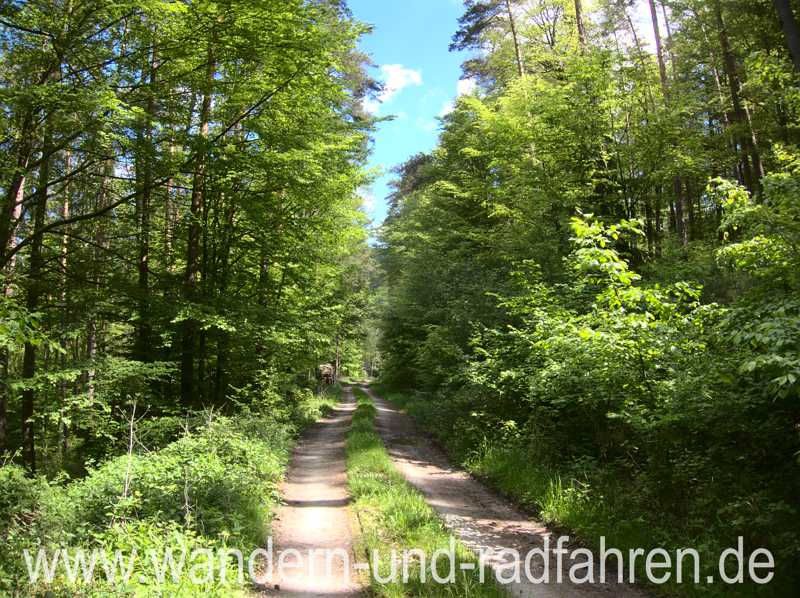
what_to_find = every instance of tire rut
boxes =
[260,387,364,597]
[362,384,650,598]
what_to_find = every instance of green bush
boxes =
[0,386,339,597]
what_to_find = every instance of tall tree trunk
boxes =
[85,157,113,406]
[0,350,7,454]
[648,0,687,246]
[135,40,158,361]
[21,129,52,472]
[648,0,669,96]
[574,0,587,49]
[182,42,215,406]
[164,141,176,271]
[0,56,57,268]
[334,334,341,381]
[673,177,687,246]
[0,113,34,267]
[774,0,800,73]
[214,194,235,404]
[660,2,677,77]
[0,123,30,457]
[504,0,525,77]
[58,151,71,464]
[713,0,761,194]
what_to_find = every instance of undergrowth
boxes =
[0,385,341,597]
[373,384,793,598]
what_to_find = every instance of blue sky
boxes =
[348,0,470,227]
[348,1,656,227]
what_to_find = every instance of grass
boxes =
[345,388,506,598]
[372,384,791,598]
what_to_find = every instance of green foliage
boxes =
[0,387,337,596]
[0,0,374,474]
[376,3,800,593]
[378,172,800,596]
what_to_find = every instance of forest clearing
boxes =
[0,0,799,596]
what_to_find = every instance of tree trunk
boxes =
[713,0,761,193]
[647,0,669,96]
[85,156,113,406]
[774,0,800,73]
[164,142,176,271]
[334,334,341,381]
[660,1,677,77]
[135,39,158,361]
[574,0,587,48]
[504,0,525,77]
[0,113,34,267]
[58,151,72,464]
[0,352,7,454]
[182,41,215,406]
[673,177,687,246]
[21,129,52,472]
[0,134,29,456]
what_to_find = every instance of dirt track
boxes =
[261,384,648,597]
[261,386,363,597]
[363,384,649,598]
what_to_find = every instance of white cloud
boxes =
[438,100,455,118]
[359,189,375,212]
[362,97,381,115]
[438,77,478,118]
[457,78,477,96]
[363,64,423,115]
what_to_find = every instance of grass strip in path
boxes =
[346,387,507,598]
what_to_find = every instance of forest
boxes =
[0,0,798,597]
[378,0,800,596]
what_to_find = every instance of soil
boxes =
[362,384,650,598]
[260,386,364,597]
[260,383,650,597]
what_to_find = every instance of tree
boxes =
[451,0,526,78]
[574,0,587,48]
[774,0,800,73]
[0,0,373,472]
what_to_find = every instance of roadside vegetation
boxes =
[0,0,372,594]
[376,3,800,597]
[346,388,506,598]
[0,387,339,597]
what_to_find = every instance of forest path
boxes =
[362,384,650,598]
[261,386,363,597]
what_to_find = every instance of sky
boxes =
[348,0,470,227]
[348,1,657,228]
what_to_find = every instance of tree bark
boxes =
[58,151,71,464]
[574,0,587,49]
[0,352,7,454]
[648,0,687,246]
[0,113,34,266]
[673,177,687,246]
[135,37,158,361]
[713,0,761,193]
[504,0,525,77]
[774,0,800,73]
[182,41,215,406]
[21,128,52,472]
[648,0,669,96]
[660,2,677,77]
